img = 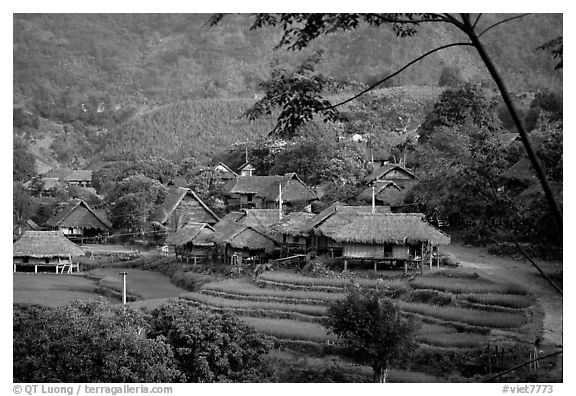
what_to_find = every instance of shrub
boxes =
[148,301,275,382]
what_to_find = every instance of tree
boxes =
[210,13,562,238]
[107,175,168,231]
[324,289,419,383]
[13,183,37,225]
[13,146,36,182]
[244,50,344,138]
[524,90,563,132]
[13,300,180,383]
[148,301,275,382]
[271,137,369,187]
[418,83,502,142]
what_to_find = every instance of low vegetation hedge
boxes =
[201,279,343,304]
[460,293,533,309]
[416,332,489,349]
[410,276,527,295]
[258,272,405,291]
[238,316,336,343]
[181,292,328,317]
[399,301,526,329]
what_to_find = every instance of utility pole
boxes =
[119,272,127,306]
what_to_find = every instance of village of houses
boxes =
[14,151,450,273]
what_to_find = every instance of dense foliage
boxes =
[324,290,419,383]
[14,301,179,382]
[13,300,275,383]
[107,175,168,231]
[148,301,275,382]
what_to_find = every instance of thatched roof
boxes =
[240,209,282,236]
[151,187,220,225]
[271,211,315,236]
[357,181,408,206]
[166,223,216,247]
[332,213,451,245]
[222,173,317,203]
[213,211,245,232]
[64,169,93,182]
[364,164,416,183]
[47,199,112,229]
[213,223,277,251]
[303,202,390,234]
[13,231,85,258]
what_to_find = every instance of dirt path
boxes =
[440,243,563,347]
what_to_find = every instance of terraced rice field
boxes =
[187,270,534,354]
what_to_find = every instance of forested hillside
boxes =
[104,99,277,162]
[13,13,562,169]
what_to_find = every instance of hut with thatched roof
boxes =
[151,186,220,230]
[357,181,412,208]
[213,223,278,266]
[64,169,93,188]
[331,213,450,270]
[13,231,85,273]
[271,211,315,254]
[302,203,391,257]
[47,199,112,242]
[166,223,216,264]
[363,164,417,188]
[222,172,317,212]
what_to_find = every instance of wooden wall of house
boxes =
[343,243,411,259]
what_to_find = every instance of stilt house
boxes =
[222,172,317,212]
[302,203,391,257]
[13,231,85,273]
[152,186,220,230]
[331,213,451,269]
[47,199,111,242]
[166,222,216,264]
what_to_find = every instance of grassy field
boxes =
[89,267,189,299]
[13,273,114,306]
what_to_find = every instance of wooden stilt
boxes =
[344,260,348,272]
[13,264,16,273]
[34,265,38,274]
[373,261,377,273]
[193,256,197,266]
[404,261,408,275]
